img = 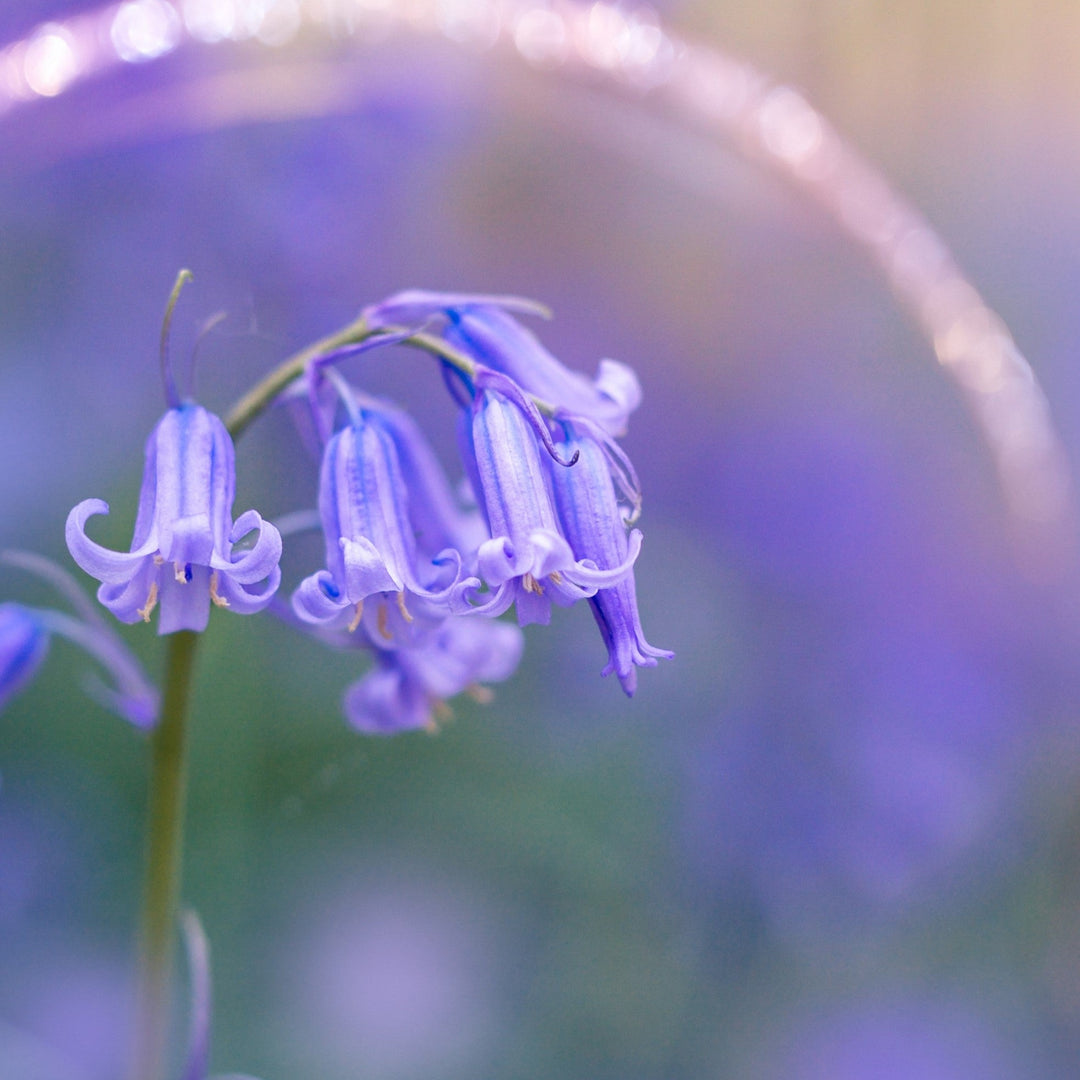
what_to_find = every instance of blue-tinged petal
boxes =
[2,553,159,726]
[593,358,643,423]
[363,396,487,559]
[548,425,671,694]
[405,616,524,699]
[152,405,234,566]
[344,666,428,734]
[513,583,552,627]
[166,513,215,568]
[211,564,282,617]
[591,578,674,696]
[67,403,281,634]
[447,306,639,436]
[363,289,550,329]
[97,558,159,625]
[292,569,350,625]
[342,615,524,734]
[299,407,469,623]
[0,603,49,711]
[560,529,643,589]
[214,511,282,585]
[66,500,159,583]
[470,387,564,546]
[341,536,403,597]
[157,564,212,635]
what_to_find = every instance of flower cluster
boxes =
[3,289,669,734]
[292,291,671,726]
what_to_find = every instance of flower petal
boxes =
[66,499,158,584]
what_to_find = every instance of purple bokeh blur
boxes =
[4,1,1080,1077]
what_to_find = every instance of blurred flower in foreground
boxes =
[344,614,523,734]
[0,550,157,726]
[67,403,282,635]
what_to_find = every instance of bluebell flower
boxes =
[548,423,672,695]
[0,603,49,712]
[292,397,476,636]
[66,403,282,635]
[364,289,642,437]
[462,371,640,626]
[343,615,524,734]
[1,551,158,725]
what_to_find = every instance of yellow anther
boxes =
[523,573,543,595]
[549,570,563,585]
[396,591,414,624]
[376,601,392,641]
[347,600,364,633]
[209,571,229,608]
[174,561,188,584]
[137,581,158,623]
[153,554,164,566]
[466,683,494,705]
[425,700,454,733]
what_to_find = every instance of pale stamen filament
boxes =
[137,581,159,623]
[209,571,229,608]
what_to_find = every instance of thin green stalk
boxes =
[225,314,371,437]
[131,630,200,1080]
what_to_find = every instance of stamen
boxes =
[467,683,494,705]
[346,600,364,633]
[376,601,392,641]
[174,561,189,583]
[209,571,229,608]
[137,582,158,623]
[396,591,414,624]
[523,573,544,595]
[548,570,563,585]
[426,699,454,733]
[153,554,164,566]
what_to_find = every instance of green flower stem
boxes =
[224,314,371,438]
[131,629,199,1080]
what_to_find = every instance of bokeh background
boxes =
[4,2,1080,1078]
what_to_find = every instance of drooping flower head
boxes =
[291,388,475,638]
[462,369,640,626]
[365,289,642,437]
[1,550,158,725]
[343,615,524,735]
[547,423,672,695]
[66,403,282,634]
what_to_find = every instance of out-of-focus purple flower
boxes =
[364,289,642,436]
[344,615,523,734]
[548,423,671,695]
[0,603,48,712]
[292,398,476,634]
[66,404,282,635]
[0,551,158,726]
[282,872,507,1078]
[750,998,1041,1080]
[462,373,639,626]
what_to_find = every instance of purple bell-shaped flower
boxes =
[66,403,282,634]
